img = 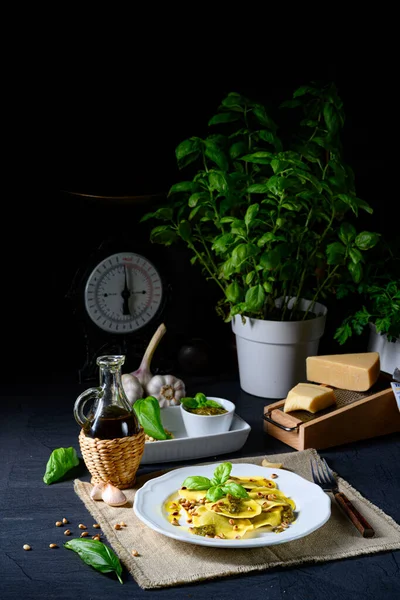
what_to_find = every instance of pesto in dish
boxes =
[181,392,227,415]
[186,405,227,416]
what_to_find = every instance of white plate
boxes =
[141,406,251,464]
[134,462,331,548]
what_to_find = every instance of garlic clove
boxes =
[121,373,144,406]
[101,483,128,507]
[90,481,106,500]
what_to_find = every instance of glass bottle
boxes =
[74,355,140,440]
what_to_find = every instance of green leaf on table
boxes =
[133,396,172,440]
[43,447,79,485]
[64,538,123,584]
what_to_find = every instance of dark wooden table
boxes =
[1,376,399,600]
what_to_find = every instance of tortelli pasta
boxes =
[164,475,296,540]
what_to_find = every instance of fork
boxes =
[310,456,375,538]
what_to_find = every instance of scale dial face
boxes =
[84,252,163,334]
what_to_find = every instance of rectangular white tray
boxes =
[141,406,251,464]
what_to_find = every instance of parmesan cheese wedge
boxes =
[306,352,380,391]
[283,383,336,413]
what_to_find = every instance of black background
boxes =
[9,51,398,384]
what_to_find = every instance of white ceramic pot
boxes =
[367,324,400,375]
[232,298,327,399]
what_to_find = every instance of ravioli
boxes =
[205,497,261,519]
[191,505,254,539]
[248,488,296,510]
[227,476,277,490]
[178,488,207,502]
[251,507,283,529]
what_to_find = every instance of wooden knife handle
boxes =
[334,492,375,538]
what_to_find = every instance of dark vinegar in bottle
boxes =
[83,405,139,440]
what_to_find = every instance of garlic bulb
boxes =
[131,323,167,388]
[146,374,186,408]
[122,373,144,406]
[90,481,105,500]
[101,483,128,507]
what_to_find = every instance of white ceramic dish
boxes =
[180,396,235,437]
[141,406,251,464]
[134,462,331,548]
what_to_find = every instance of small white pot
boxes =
[232,298,327,399]
[367,323,400,375]
[180,397,235,437]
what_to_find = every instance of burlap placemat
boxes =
[74,449,400,589]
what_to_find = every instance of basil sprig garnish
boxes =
[180,392,222,410]
[182,462,249,502]
[43,447,79,485]
[133,396,172,440]
[64,538,123,584]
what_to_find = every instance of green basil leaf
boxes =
[348,261,363,283]
[225,281,242,303]
[339,222,356,245]
[208,112,239,125]
[149,225,178,246]
[188,192,208,208]
[245,204,259,227]
[180,397,198,408]
[212,462,232,485]
[326,242,346,265]
[204,140,228,171]
[323,102,339,134]
[355,231,381,251]
[182,476,211,490]
[206,485,225,502]
[209,171,227,192]
[349,247,363,264]
[229,140,247,159]
[133,396,172,440]
[178,220,192,242]
[175,138,200,163]
[168,181,194,196]
[43,447,79,485]
[245,284,265,311]
[64,538,123,584]
[194,393,208,406]
[247,183,270,193]
[205,399,223,408]
[221,482,249,499]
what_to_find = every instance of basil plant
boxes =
[142,83,380,323]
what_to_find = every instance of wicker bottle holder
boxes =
[78,427,145,489]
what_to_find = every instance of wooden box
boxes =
[263,375,400,451]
